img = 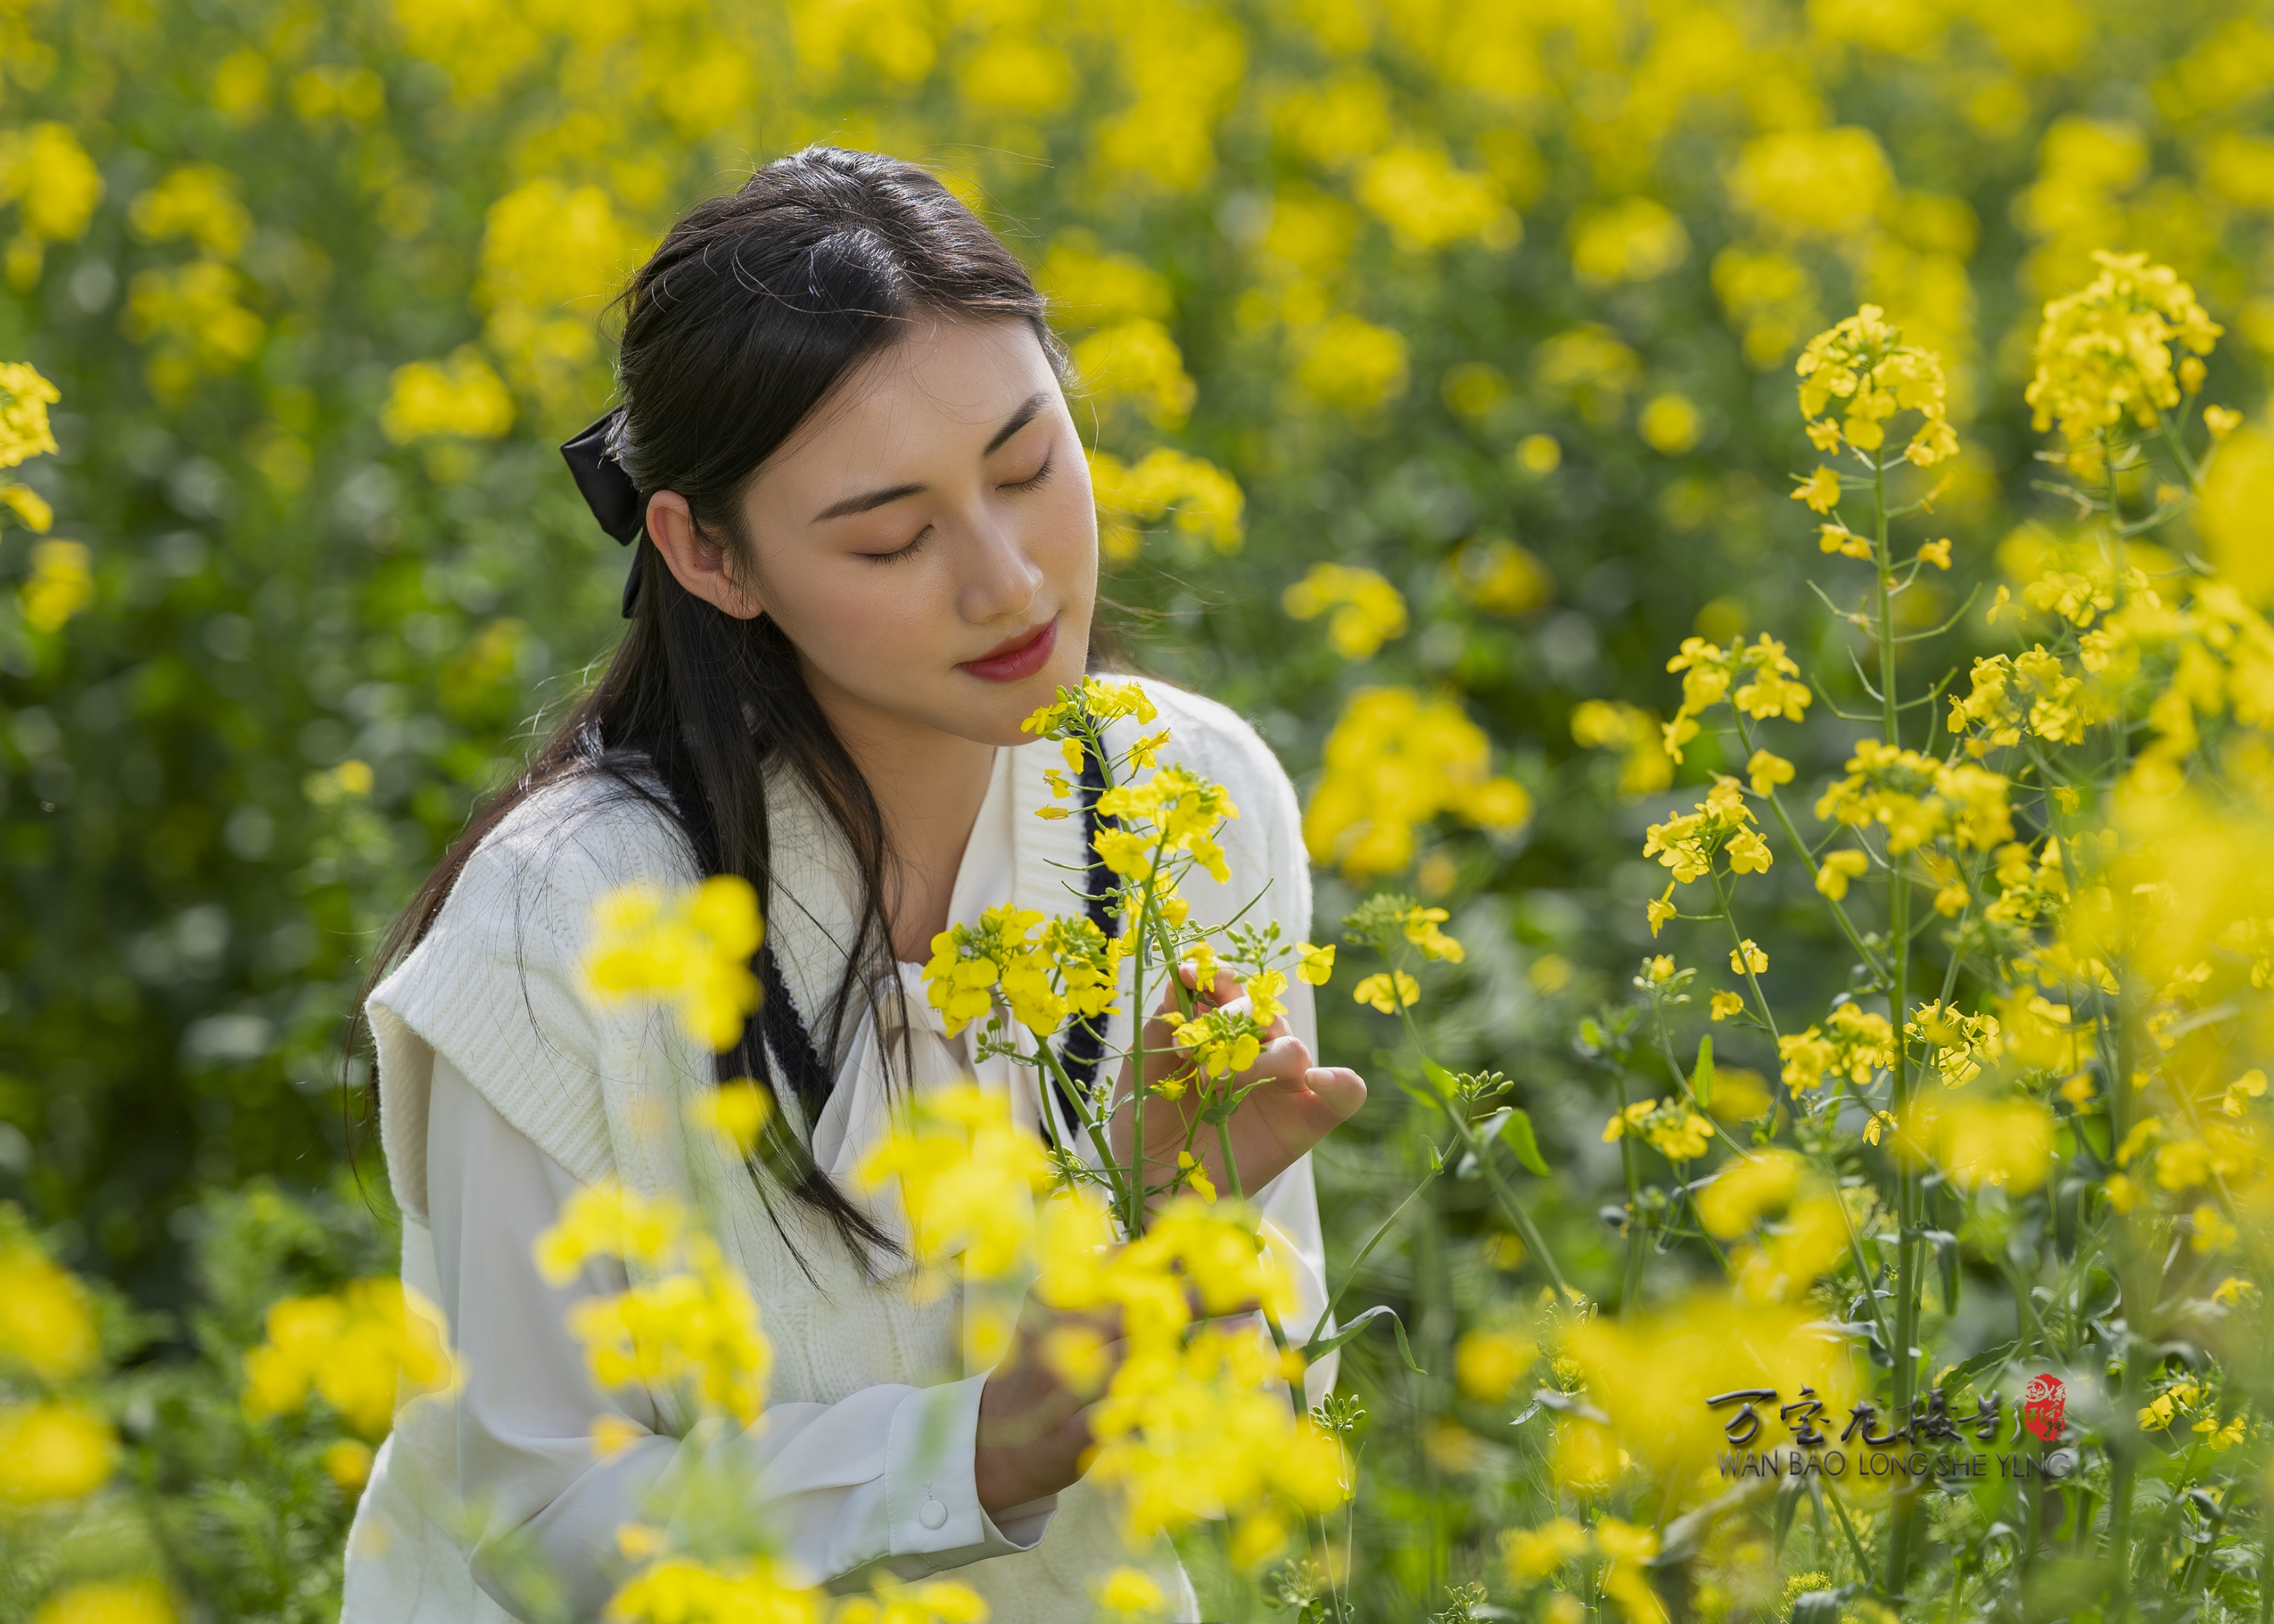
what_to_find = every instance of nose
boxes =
[958,508,1044,625]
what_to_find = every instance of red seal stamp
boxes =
[2024,1374,2066,1443]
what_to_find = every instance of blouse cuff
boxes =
[885,1373,1057,1574]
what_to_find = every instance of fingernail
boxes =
[1217,995,1251,1020]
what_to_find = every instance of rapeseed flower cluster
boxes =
[583,874,764,1051]
[0,1398,117,1506]
[1575,259,2274,1619]
[26,1577,178,1624]
[603,1556,823,1624]
[1095,766,1239,886]
[0,362,89,637]
[1813,741,2014,856]
[1600,1098,1712,1162]
[1303,688,1530,878]
[1087,447,1245,559]
[1792,302,1958,466]
[241,1277,457,1441]
[0,1232,100,1383]
[1892,1094,2054,1195]
[1569,699,1674,798]
[2025,249,2222,448]
[857,1088,1349,1559]
[0,359,59,466]
[1035,1191,1346,1556]
[856,1083,1053,1281]
[0,1216,138,1583]
[1660,635,1811,762]
[1642,776,1772,892]
[866,669,1365,1565]
[923,904,1123,1041]
[1775,1004,1896,1096]
[1281,562,1408,660]
[380,347,516,444]
[537,1181,771,1428]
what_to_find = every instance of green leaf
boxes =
[1424,1059,1459,1098]
[1498,1107,1551,1177]
[1690,1034,1714,1109]
[1301,1304,1426,1373]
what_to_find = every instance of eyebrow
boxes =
[809,392,1053,523]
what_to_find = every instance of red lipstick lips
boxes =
[960,617,1057,683]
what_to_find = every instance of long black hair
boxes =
[353,147,1069,1264]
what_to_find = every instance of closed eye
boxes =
[1002,453,1054,492]
[859,526,931,565]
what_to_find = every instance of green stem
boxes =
[1872,451,1922,1601]
[2154,406,2203,493]
[1709,869,1782,1043]
[1822,1475,1875,1581]
[1305,1138,1454,1351]
[1734,714,1887,983]
[1610,1065,1648,1310]
[1214,1113,1245,1202]
[1474,1149,1572,1300]
[1384,937,1574,1297]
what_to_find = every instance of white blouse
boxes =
[419,745,1333,1618]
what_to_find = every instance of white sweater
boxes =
[340,680,1333,1623]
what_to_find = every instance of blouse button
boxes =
[918,1498,948,1531]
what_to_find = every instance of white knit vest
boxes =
[341,680,1317,1622]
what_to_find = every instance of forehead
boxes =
[770,315,1054,481]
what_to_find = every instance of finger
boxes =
[1160,965,1243,1013]
[1230,1033,1314,1091]
[1301,1065,1368,1126]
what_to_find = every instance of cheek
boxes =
[1034,476,1100,593]
[774,566,951,671]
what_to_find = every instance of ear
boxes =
[645,491,766,620]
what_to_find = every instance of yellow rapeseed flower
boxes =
[688,1080,771,1157]
[29,1577,178,1624]
[322,1438,374,1490]
[1794,304,1959,467]
[1352,971,1420,1012]
[1281,562,1408,659]
[832,1577,990,1623]
[858,1085,1053,1280]
[241,1277,456,1440]
[1305,687,1530,876]
[2026,250,2222,446]
[1696,1150,1803,1239]
[582,876,763,1053]
[1572,700,1675,798]
[1094,1565,1166,1616]
[0,1240,101,1382]
[1790,465,1842,513]
[20,539,92,633]
[0,1400,116,1503]
[1503,1516,1591,1583]
[381,347,515,443]
[605,1556,821,1624]
[0,362,60,467]
[1454,1328,1538,1403]
[1087,447,1245,558]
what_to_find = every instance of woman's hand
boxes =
[973,1290,1123,1515]
[1109,969,1366,1203]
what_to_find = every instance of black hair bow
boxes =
[560,406,647,618]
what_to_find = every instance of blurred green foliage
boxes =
[5,0,2274,1613]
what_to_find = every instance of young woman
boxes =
[341,147,1367,1623]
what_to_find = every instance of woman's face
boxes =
[647,314,1096,750]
